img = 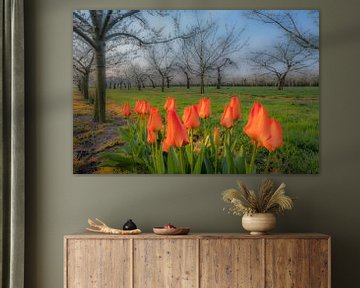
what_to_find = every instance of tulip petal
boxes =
[164,97,177,112]
[163,110,189,151]
[182,105,200,129]
[220,104,234,128]
[264,118,283,152]
[147,108,163,132]
[244,102,271,146]
[229,96,241,121]
[198,97,211,119]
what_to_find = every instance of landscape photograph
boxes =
[73,10,320,174]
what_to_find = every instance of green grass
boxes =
[99,86,319,173]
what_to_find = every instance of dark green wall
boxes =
[25,0,360,287]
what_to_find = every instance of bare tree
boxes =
[105,48,133,90]
[249,10,319,50]
[176,63,191,89]
[146,72,157,88]
[73,38,95,100]
[145,45,175,92]
[73,10,194,122]
[250,39,315,90]
[122,70,132,90]
[215,58,236,89]
[175,41,192,89]
[129,64,147,91]
[182,18,246,94]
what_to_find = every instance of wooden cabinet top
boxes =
[64,232,330,240]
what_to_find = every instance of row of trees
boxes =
[73,10,319,123]
[73,38,318,101]
[100,74,319,90]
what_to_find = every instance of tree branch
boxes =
[100,10,113,39]
[73,12,92,28]
[252,10,319,50]
[73,27,97,50]
[105,10,141,34]
[105,32,191,45]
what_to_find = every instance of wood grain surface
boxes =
[200,239,264,288]
[309,239,330,288]
[133,239,198,288]
[265,239,310,287]
[64,233,330,288]
[66,239,131,288]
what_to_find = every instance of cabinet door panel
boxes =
[310,239,330,288]
[265,239,310,288]
[134,239,198,288]
[66,239,131,288]
[200,239,264,288]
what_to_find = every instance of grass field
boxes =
[75,86,319,174]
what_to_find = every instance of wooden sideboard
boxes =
[64,233,330,288]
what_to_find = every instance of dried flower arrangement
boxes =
[222,179,294,216]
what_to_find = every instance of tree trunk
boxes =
[184,72,190,89]
[77,80,82,92]
[277,76,286,90]
[83,74,89,100]
[149,78,155,88]
[161,76,165,92]
[216,67,221,89]
[80,79,84,94]
[166,77,170,88]
[200,74,205,94]
[94,42,106,123]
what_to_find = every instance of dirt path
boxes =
[73,92,126,173]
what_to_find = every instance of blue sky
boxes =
[153,10,319,51]
[145,10,319,76]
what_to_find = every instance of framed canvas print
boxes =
[73,10,319,174]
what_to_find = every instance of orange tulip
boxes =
[263,118,283,152]
[147,108,163,132]
[197,97,211,119]
[143,101,151,114]
[134,100,142,113]
[220,105,234,128]
[147,129,157,144]
[243,102,271,147]
[134,100,150,117]
[229,96,241,121]
[182,105,200,129]
[162,110,189,152]
[213,127,221,145]
[147,108,163,144]
[121,103,131,117]
[164,97,177,112]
